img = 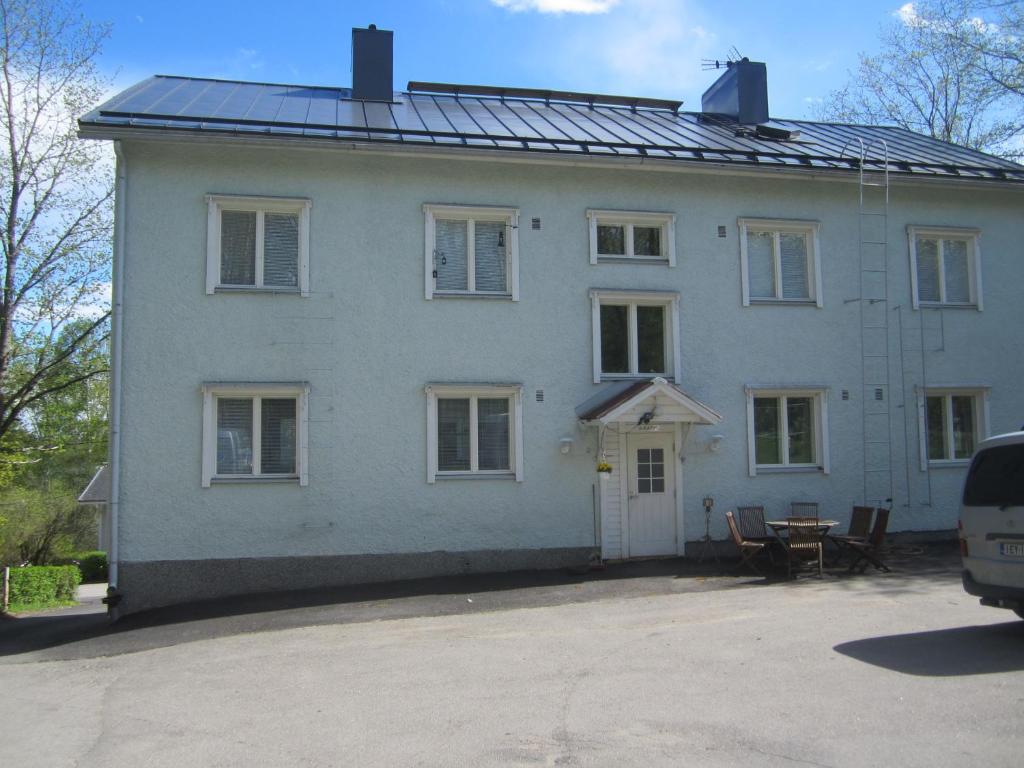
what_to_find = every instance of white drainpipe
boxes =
[107,140,127,616]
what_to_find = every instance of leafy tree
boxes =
[819,0,1023,159]
[0,0,112,449]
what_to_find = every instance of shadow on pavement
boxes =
[0,543,963,663]
[834,620,1024,676]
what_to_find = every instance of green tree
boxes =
[0,0,112,449]
[819,0,1022,158]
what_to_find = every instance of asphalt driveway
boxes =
[1,545,1022,767]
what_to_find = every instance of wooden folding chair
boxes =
[784,518,824,578]
[726,511,769,576]
[846,508,891,573]
[736,506,772,542]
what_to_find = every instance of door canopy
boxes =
[576,377,722,426]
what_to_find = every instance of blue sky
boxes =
[83,0,911,120]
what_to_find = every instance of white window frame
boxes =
[425,384,524,483]
[423,204,520,301]
[206,194,311,296]
[907,226,983,310]
[586,209,676,266]
[738,218,823,307]
[916,386,990,470]
[745,386,830,476]
[201,382,310,487]
[589,289,681,384]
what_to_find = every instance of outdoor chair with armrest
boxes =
[826,506,875,562]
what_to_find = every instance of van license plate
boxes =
[1000,542,1024,557]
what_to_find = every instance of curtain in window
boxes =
[916,238,941,302]
[942,239,971,303]
[633,226,661,257]
[261,398,297,474]
[263,213,299,288]
[636,305,665,373]
[438,398,470,471]
[786,397,814,463]
[951,395,975,459]
[477,398,510,470]
[221,211,257,285]
[435,219,468,291]
[600,304,629,374]
[926,396,947,460]
[474,220,507,292]
[597,225,625,255]
[217,398,253,474]
[747,231,775,298]
[779,233,809,299]
[754,397,781,464]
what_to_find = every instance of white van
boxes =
[960,430,1024,619]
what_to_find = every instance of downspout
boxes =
[104,140,127,620]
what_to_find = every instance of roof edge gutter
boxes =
[76,125,1024,192]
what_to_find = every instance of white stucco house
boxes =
[79,27,1024,614]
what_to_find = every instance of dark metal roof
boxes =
[79,75,1024,184]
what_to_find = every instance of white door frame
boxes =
[619,423,685,558]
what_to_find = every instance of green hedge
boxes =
[7,565,81,609]
[62,551,108,583]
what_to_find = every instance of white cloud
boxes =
[491,0,620,13]
[895,2,918,26]
[554,0,717,99]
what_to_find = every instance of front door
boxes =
[626,431,677,557]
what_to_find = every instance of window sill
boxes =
[747,299,818,307]
[431,291,514,301]
[927,459,971,468]
[433,471,516,481]
[214,286,302,295]
[600,374,673,382]
[595,256,670,266]
[210,476,301,485]
[754,465,824,475]
[917,302,979,311]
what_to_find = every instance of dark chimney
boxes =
[701,59,768,125]
[351,25,393,102]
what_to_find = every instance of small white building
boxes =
[79,27,1024,614]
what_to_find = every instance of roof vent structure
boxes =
[351,25,393,102]
[701,58,768,125]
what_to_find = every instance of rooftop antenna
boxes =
[701,47,746,71]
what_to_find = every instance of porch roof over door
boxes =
[575,377,722,425]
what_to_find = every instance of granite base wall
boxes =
[116,546,594,615]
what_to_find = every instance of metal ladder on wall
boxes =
[844,138,894,508]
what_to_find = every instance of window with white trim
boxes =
[920,388,987,466]
[908,227,982,309]
[425,384,524,482]
[745,388,830,475]
[206,195,311,295]
[587,210,676,265]
[424,204,519,300]
[590,290,680,383]
[738,218,822,306]
[201,383,309,486]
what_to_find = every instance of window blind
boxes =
[263,213,299,288]
[217,398,253,474]
[474,220,507,292]
[779,233,809,299]
[477,398,510,470]
[747,231,775,298]
[435,219,468,291]
[916,238,941,302]
[261,398,297,474]
[942,239,970,303]
[221,211,257,285]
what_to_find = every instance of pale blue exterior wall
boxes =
[113,139,1024,610]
